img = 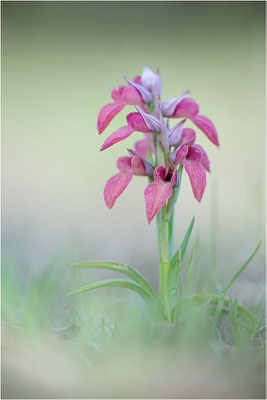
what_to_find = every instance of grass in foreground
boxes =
[1,243,265,399]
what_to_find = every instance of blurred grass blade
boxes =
[222,241,262,294]
[171,216,195,268]
[215,294,225,319]
[183,247,195,297]
[70,260,159,301]
[66,278,154,302]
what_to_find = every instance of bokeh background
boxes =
[2,1,265,398]
[2,0,265,299]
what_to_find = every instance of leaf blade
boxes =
[70,260,159,302]
[66,278,149,297]
[171,216,195,268]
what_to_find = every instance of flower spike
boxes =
[98,67,218,213]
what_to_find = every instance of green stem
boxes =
[168,211,174,258]
[158,205,171,320]
[167,166,183,259]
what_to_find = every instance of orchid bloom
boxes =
[104,154,153,209]
[100,110,160,151]
[97,69,161,135]
[161,92,219,146]
[170,128,209,202]
[97,66,219,223]
[144,165,178,224]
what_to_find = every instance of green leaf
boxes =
[221,241,262,294]
[70,260,159,302]
[171,216,195,268]
[66,278,160,308]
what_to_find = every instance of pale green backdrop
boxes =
[2,1,265,303]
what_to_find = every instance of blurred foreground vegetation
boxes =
[2,242,265,399]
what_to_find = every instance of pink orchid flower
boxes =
[144,165,178,224]
[98,67,219,225]
[104,154,153,209]
[100,111,160,151]
[170,128,209,202]
[161,92,219,146]
[97,70,157,135]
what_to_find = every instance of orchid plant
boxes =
[68,67,261,329]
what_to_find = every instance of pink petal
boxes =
[168,120,185,147]
[111,85,125,102]
[184,160,206,202]
[97,102,125,134]
[131,155,146,176]
[186,145,202,163]
[125,77,153,103]
[181,128,196,145]
[144,166,173,223]
[133,76,142,84]
[141,66,162,97]
[134,133,154,158]
[161,90,191,117]
[116,156,133,173]
[128,148,154,177]
[104,171,133,208]
[140,104,149,113]
[170,168,178,187]
[122,86,143,105]
[174,144,189,164]
[191,114,219,146]
[126,112,138,124]
[172,98,199,119]
[100,125,134,151]
[127,112,150,133]
[191,144,210,172]
[159,109,169,152]
[135,107,161,132]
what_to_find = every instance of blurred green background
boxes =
[1,2,265,398]
[2,1,265,300]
